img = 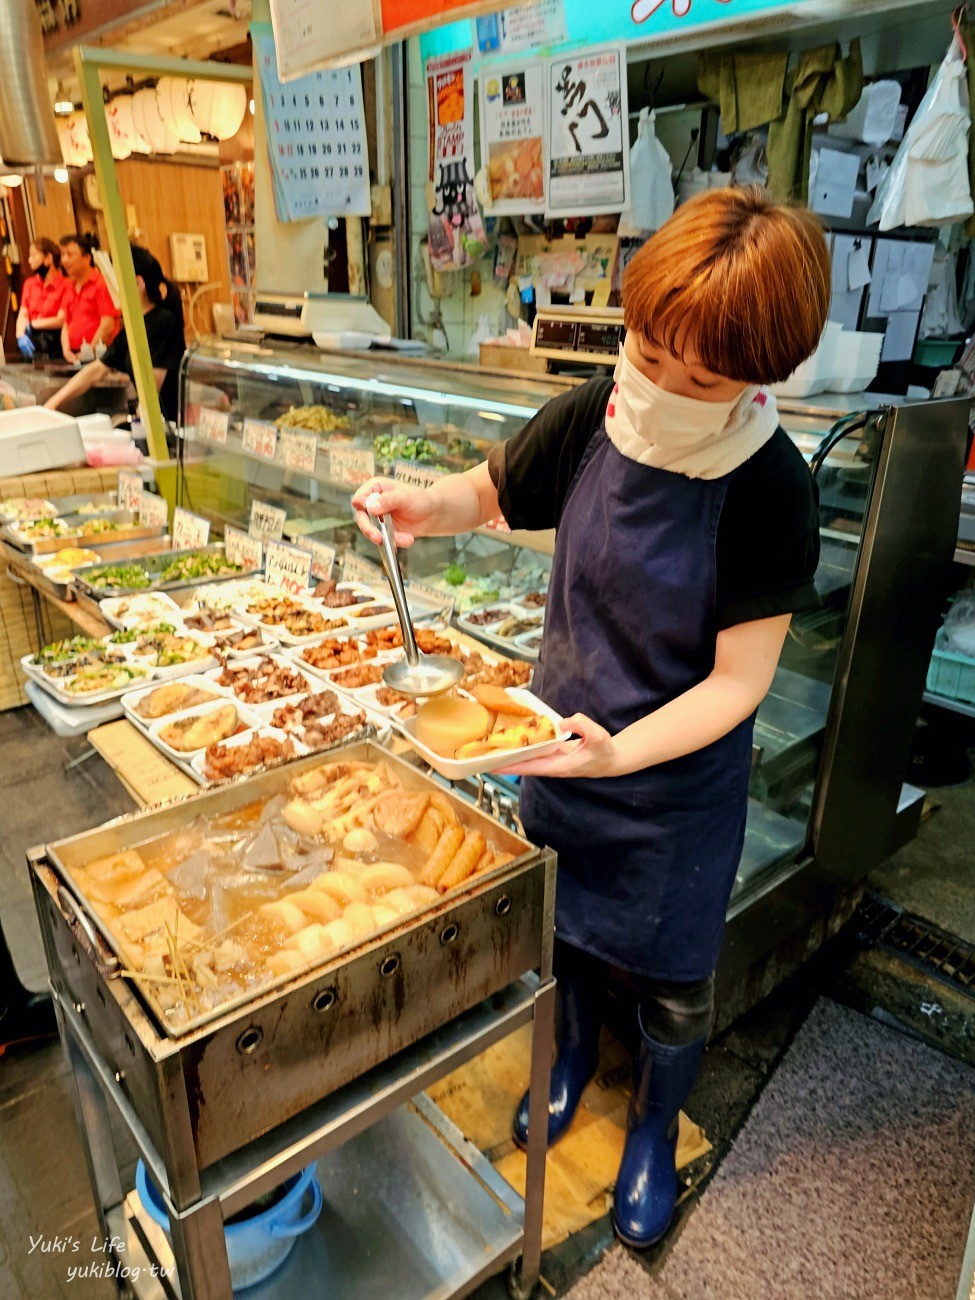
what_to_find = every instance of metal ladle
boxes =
[367,509,463,698]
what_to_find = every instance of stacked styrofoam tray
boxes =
[455,601,544,660]
[825,330,884,393]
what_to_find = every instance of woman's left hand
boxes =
[494,713,619,779]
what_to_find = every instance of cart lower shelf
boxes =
[110,1096,525,1300]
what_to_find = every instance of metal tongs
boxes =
[367,507,463,698]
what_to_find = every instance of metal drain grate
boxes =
[853,894,975,995]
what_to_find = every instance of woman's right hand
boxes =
[350,477,440,548]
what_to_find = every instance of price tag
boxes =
[393,460,447,490]
[407,578,454,621]
[225,526,264,571]
[117,470,143,515]
[199,406,229,444]
[249,500,287,542]
[138,491,168,529]
[265,539,313,596]
[328,445,375,488]
[172,508,211,550]
[282,430,318,474]
[242,418,278,460]
[299,539,336,581]
[342,552,386,587]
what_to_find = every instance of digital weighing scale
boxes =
[251,291,392,348]
[530,306,624,368]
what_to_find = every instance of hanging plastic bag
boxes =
[618,109,675,237]
[867,41,974,230]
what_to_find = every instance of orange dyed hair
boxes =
[621,187,831,385]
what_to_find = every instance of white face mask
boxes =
[612,347,741,447]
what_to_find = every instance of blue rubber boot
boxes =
[612,1017,706,1249]
[512,961,603,1150]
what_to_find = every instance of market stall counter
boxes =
[29,739,556,1300]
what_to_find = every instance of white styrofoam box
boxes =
[0,407,85,475]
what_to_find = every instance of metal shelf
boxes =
[113,1099,525,1300]
[923,691,975,720]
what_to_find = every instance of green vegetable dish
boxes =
[159,552,243,583]
[34,636,101,665]
[109,628,139,644]
[86,564,153,591]
[373,433,442,465]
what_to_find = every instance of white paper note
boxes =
[881,310,920,363]
[848,244,872,291]
[811,148,860,220]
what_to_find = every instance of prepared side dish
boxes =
[1,497,57,522]
[202,733,297,782]
[313,579,372,609]
[66,759,518,1026]
[415,686,556,760]
[160,551,243,584]
[135,682,221,719]
[159,704,244,753]
[246,597,346,637]
[214,657,307,704]
[63,663,151,696]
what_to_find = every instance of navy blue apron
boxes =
[519,422,754,983]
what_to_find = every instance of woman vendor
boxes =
[352,187,829,1249]
[15,237,69,361]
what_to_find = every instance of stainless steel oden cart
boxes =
[29,742,557,1300]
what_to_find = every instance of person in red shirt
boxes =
[59,232,119,363]
[15,237,70,361]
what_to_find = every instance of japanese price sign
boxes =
[117,470,142,515]
[138,491,168,529]
[198,406,230,444]
[265,539,313,595]
[225,526,264,571]
[242,419,279,461]
[249,500,288,542]
[172,508,211,551]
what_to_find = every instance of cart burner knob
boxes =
[236,1025,264,1055]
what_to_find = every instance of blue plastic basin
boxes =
[136,1160,322,1291]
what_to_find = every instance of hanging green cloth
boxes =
[698,40,863,202]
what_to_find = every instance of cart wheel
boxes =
[507,1260,538,1300]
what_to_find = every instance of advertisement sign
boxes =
[545,44,629,217]
[476,1,567,55]
[426,49,488,270]
[479,60,545,215]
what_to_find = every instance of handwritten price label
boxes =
[342,552,385,587]
[299,539,336,581]
[224,526,263,571]
[282,430,317,474]
[393,460,447,490]
[117,470,143,515]
[328,445,375,488]
[138,491,168,529]
[198,406,229,444]
[265,540,312,596]
[172,508,211,551]
[249,500,287,542]
[242,419,278,460]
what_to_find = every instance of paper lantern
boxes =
[156,76,201,144]
[114,95,149,156]
[132,86,178,155]
[56,118,83,168]
[65,109,92,165]
[105,97,134,159]
[189,80,246,140]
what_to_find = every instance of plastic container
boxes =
[136,1160,322,1290]
[926,635,975,705]
[913,338,963,367]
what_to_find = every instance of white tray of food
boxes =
[0,496,58,524]
[121,676,230,732]
[21,654,154,706]
[100,591,184,630]
[189,726,304,785]
[118,630,218,680]
[203,653,317,709]
[454,601,544,660]
[235,596,354,647]
[247,688,375,752]
[147,699,263,761]
[394,685,567,780]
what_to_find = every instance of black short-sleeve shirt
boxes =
[102,305,186,423]
[487,377,821,630]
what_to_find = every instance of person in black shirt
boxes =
[45,243,185,422]
[352,188,830,1250]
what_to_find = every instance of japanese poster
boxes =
[475,0,567,56]
[479,61,545,215]
[426,49,488,270]
[254,26,371,222]
[545,44,629,218]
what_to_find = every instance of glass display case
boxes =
[178,341,967,1022]
[178,338,566,607]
